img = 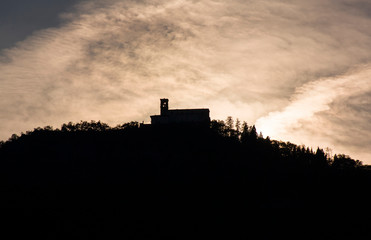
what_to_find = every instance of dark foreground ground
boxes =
[0,124,370,238]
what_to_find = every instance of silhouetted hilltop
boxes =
[0,120,370,238]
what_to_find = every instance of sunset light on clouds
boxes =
[1,0,371,163]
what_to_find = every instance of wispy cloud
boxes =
[256,66,371,161]
[1,0,371,162]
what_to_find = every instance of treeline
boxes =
[0,118,363,170]
[211,117,363,170]
[0,118,370,237]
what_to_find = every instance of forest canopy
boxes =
[0,117,363,170]
[1,117,370,238]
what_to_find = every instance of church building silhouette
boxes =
[150,99,210,125]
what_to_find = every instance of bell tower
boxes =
[160,98,169,115]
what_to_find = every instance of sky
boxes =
[0,0,370,163]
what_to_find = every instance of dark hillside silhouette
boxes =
[0,119,370,238]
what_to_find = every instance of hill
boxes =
[0,120,370,238]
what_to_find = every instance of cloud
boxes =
[256,66,371,162]
[1,0,371,162]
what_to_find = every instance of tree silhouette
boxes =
[332,154,362,169]
[0,119,369,238]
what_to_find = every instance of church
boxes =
[151,99,210,125]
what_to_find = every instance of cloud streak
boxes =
[256,66,371,161]
[1,0,371,162]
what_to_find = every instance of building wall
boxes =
[151,109,210,125]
